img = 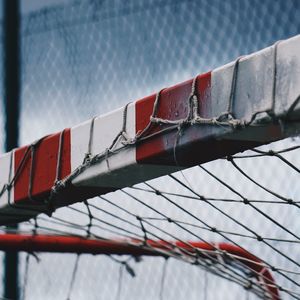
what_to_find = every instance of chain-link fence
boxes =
[0,0,300,299]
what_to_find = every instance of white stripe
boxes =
[0,151,14,208]
[212,45,275,124]
[71,103,137,188]
[275,35,300,116]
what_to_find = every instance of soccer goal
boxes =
[0,30,299,300]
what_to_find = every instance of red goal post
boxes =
[0,234,280,299]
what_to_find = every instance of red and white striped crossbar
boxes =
[0,234,280,299]
[0,35,299,224]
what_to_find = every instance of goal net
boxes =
[0,1,300,300]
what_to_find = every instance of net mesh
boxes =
[0,0,300,299]
[8,138,298,300]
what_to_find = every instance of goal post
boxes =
[0,234,280,299]
[0,34,299,300]
[0,34,299,224]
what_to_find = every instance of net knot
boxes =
[211,117,218,125]
[243,199,250,205]
[268,150,275,156]
[6,183,12,191]
[229,118,245,129]
[271,266,277,272]
[244,280,253,290]
[83,153,92,164]
[256,235,263,242]
[155,190,162,196]
[226,155,233,162]
[211,227,217,232]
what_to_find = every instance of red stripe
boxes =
[136,72,212,166]
[14,129,71,204]
[135,72,262,167]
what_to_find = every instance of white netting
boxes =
[0,0,300,299]
[1,137,295,300]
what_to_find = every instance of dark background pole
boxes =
[3,0,21,299]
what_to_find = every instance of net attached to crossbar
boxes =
[1,39,300,300]
[1,1,300,299]
[1,120,299,299]
[1,139,299,299]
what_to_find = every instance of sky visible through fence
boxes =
[0,0,299,299]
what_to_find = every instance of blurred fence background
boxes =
[0,0,299,299]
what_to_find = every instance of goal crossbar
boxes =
[0,35,299,224]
